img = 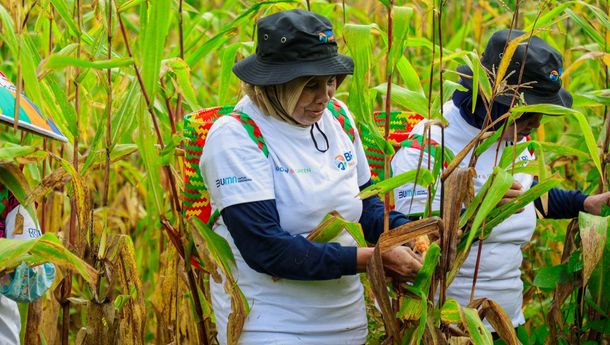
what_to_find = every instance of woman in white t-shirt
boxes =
[392,30,610,331]
[200,9,423,345]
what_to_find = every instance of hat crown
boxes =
[482,29,564,97]
[256,9,338,63]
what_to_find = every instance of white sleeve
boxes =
[200,117,275,212]
[391,146,441,215]
[5,205,42,240]
[337,100,371,186]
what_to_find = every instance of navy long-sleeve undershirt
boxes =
[220,179,410,280]
[533,182,588,219]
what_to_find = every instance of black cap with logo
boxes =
[233,9,354,86]
[457,29,572,108]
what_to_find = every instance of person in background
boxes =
[200,9,422,344]
[391,29,610,331]
[0,185,56,344]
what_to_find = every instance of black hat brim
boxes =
[456,64,572,108]
[233,53,354,86]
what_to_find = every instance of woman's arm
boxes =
[221,199,357,280]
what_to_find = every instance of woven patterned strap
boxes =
[361,111,424,182]
[326,98,356,142]
[183,107,267,225]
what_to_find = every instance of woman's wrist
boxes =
[356,247,375,272]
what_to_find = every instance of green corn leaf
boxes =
[463,307,494,345]
[0,145,47,164]
[41,75,77,138]
[581,1,610,30]
[189,216,249,343]
[185,0,297,66]
[374,83,430,118]
[474,126,505,157]
[135,101,164,218]
[388,7,414,75]
[0,233,98,286]
[511,105,602,176]
[111,80,140,145]
[400,286,427,344]
[398,243,440,320]
[499,141,589,169]
[44,56,134,69]
[345,23,375,123]
[465,167,513,247]
[358,168,434,199]
[396,56,424,95]
[524,2,574,31]
[140,0,171,99]
[533,264,570,290]
[49,0,80,40]
[485,176,561,230]
[218,42,242,105]
[164,58,200,111]
[450,168,513,284]
[307,212,366,247]
[566,9,605,48]
[0,6,44,114]
[189,217,236,274]
[578,89,610,106]
[81,112,110,175]
[440,298,462,323]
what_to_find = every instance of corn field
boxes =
[0,0,609,344]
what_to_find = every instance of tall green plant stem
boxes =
[13,1,22,130]
[425,2,437,219]
[599,0,610,194]
[62,1,82,343]
[436,0,448,307]
[383,1,393,234]
[103,0,113,207]
[175,0,185,124]
[113,1,181,213]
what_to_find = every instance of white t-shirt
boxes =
[0,296,20,345]
[200,96,371,345]
[392,100,536,327]
[1,205,43,345]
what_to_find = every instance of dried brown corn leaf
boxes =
[469,298,518,345]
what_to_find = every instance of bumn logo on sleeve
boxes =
[215,175,252,188]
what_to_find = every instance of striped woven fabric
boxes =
[183,106,268,225]
[361,111,424,182]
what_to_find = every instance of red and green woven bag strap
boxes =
[326,98,356,143]
[360,111,425,182]
[183,106,268,227]
[400,132,455,170]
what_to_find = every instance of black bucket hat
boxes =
[457,29,572,108]
[233,9,354,86]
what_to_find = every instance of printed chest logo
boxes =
[335,151,356,171]
[215,176,252,188]
[275,166,313,174]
